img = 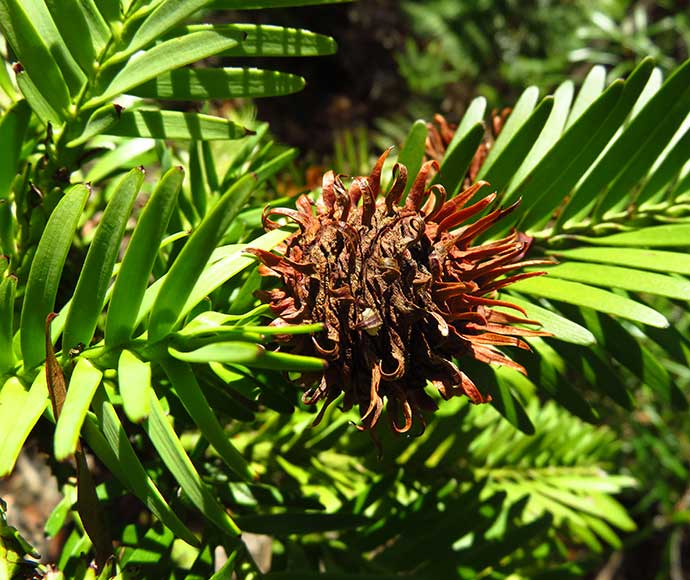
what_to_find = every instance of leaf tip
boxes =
[45,312,58,328]
[54,449,75,463]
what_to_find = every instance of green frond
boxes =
[410,56,690,419]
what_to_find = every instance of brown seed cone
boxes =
[426,110,512,189]
[249,150,550,433]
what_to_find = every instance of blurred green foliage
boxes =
[397,0,690,113]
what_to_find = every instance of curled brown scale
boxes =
[249,149,551,434]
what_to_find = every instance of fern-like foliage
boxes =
[385,57,690,433]
[0,0,343,284]
[0,1,351,577]
[204,396,633,578]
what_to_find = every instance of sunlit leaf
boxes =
[19,0,86,94]
[571,224,690,247]
[478,86,539,180]
[500,293,595,345]
[117,350,152,423]
[638,126,690,207]
[54,358,103,461]
[511,276,668,328]
[105,167,183,346]
[507,80,574,197]
[89,29,245,107]
[100,109,251,141]
[122,0,216,59]
[161,358,254,480]
[44,0,110,72]
[556,60,654,225]
[129,68,305,100]
[210,0,353,6]
[480,97,554,194]
[397,119,428,197]
[0,276,17,375]
[209,549,238,579]
[516,80,625,231]
[0,0,71,117]
[149,148,295,341]
[20,185,90,369]
[181,24,337,58]
[149,173,257,342]
[120,524,175,569]
[538,262,690,300]
[63,168,144,352]
[548,246,690,275]
[89,393,199,545]
[0,99,31,199]
[14,72,62,125]
[566,65,606,129]
[67,103,124,147]
[596,59,690,217]
[170,343,326,371]
[436,123,484,197]
[0,374,47,477]
[145,393,241,537]
[179,228,289,323]
[84,138,157,183]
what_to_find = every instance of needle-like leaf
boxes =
[117,350,152,423]
[145,393,241,537]
[89,29,244,108]
[0,374,47,477]
[106,167,183,346]
[511,276,668,328]
[129,67,305,100]
[63,167,144,352]
[0,0,71,118]
[20,185,90,369]
[161,358,254,480]
[54,358,103,462]
[0,276,16,375]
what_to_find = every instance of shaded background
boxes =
[226,0,689,155]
